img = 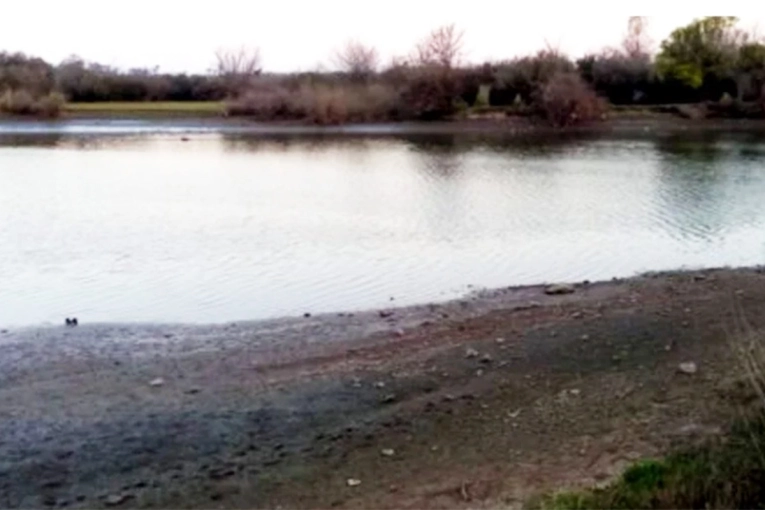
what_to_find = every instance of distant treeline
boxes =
[1,16,764,124]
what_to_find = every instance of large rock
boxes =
[545,284,576,295]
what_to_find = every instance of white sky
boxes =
[2,1,764,73]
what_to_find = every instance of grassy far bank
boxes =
[62,101,224,117]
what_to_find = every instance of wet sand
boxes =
[1,266,764,508]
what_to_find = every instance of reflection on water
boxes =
[1,124,764,325]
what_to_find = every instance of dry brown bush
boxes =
[0,89,64,117]
[538,72,607,126]
[225,82,397,124]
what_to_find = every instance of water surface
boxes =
[1,122,764,325]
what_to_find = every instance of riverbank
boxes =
[3,106,765,138]
[1,267,764,508]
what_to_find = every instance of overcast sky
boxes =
[2,2,764,73]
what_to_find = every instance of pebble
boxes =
[347,478,362,487]
[381,448,395,457]
[381,394,397,403]
[580,334,590,341]
[475,369,484,377]
[303,313,311,318]
[480,354,493,364]
[678,362,698,375]
[465,348,479,359]
[571,311,584,319]
[495,337,505,344]
[373,381,386,389]
[569,388,581,396]
[149,378,165,387]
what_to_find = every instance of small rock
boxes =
[678,362,698,375]
[693,274,707,281]
[379,311,394,318]
[571,311,584,319]
[185,387,201,395]
[475,369,484,377]
[465,348,479,359]
[495,337,505,344]
[381,394,396,403]
[569,388,581,396]
[480,354,493,364]
[431,445,439,451]
[545,284,575,295]
[580,334,590,341]
[508,408,522,418]
[381,448,395,457]
[347,478,362,487]
[303,312,311,318]
[149,378,165,387]
[105,494,130,507]
[373,381,386,389]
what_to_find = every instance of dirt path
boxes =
[1,267,764,509]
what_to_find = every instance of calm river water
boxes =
[1,121,764,325]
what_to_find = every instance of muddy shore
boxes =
[1,266,764,509]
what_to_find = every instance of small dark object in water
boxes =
[379,311,394,318]
[65,318,72,326]
[65,317,79,327]
[303,313,311,318]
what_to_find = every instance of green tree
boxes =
[656,16,744,89]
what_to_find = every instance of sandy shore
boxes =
[1,266,765,508]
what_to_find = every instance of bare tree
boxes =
[622,16,653,58]
[412,24,464,68]
[334,40,379,80]
[214,46,262,97]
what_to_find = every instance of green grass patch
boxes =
[63,101,224,117]
[531,412,765,509]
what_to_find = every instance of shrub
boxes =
[0,89,66,117]
[393,66,464,120]
[537,72,606,126]
[35,92,66,118]
[0,89,36,114]
[225,82,397,124]
[490,50,575,106]
[577,52,654,104]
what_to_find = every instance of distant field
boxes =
[64,101,224,117]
